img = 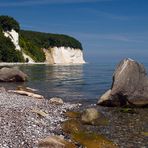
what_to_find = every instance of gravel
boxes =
[85,104,148,148]
[0,87,147,148]
[0,88,80,148]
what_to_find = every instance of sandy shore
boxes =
[0,88,80,147]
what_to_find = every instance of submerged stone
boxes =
[62,119,117,148]
[81,108,109,126]
[81,108,99,124]
[65,111,81,118]
[62,119,82,134]
[38,136,76,148]
[72,131,118,148]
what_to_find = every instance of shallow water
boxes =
[1,60,148,104]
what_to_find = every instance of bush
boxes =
[19,35,45,62]
[20,30,83,50]
[0,31,24,62]
[0,15,20,32]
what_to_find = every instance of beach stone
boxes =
[17,86,37,93]
[62,119,82,134]
[0,67,28,82]
[38,136,76,148]
[31,109,49,118]
[98,58,148,107]
[81,108,99,124]
[0,87,6,92]
[49,97,64,105]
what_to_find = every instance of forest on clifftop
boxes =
[0,15,83,62]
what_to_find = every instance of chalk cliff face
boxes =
[3,29,35,63]
[3,29,21,51]
[3,29,85,64]
[43,47,85,64]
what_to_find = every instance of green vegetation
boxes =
[0,16,24,62]
[19,36,45,62]
[20,30,83,50]
[19,30,83,62]
[0,31,24,62]
[0,15,83,63]
[0,16,20,32]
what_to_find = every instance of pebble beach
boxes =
[0,88,80,147]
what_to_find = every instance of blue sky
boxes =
[0,0,148,62]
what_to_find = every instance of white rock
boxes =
[43,46,85,64]
[3,29,35,63]
[3,29,21,51]
[3,30,85,64]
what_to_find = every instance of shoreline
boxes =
[0,87,147,147]
[0,62,87,66]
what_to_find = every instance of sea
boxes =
[1,58,148,104]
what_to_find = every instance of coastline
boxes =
[0,87,147,147]
[0,62,86,66]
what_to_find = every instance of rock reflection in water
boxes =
[0,64,85,102]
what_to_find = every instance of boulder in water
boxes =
[0,67,28,82]
[98,58,148,107]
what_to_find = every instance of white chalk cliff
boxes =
[3,29,35,63]
[3,29,21,51]
[3,29,85,64]
[43,47,85,64]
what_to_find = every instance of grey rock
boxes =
[98,58,148,107]
[81,108,99,124]
[49,97,64,105]
[0,67,28,82]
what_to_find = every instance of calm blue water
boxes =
[1,60,148,103]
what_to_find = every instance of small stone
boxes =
[49,97,64,105]
[65,111,81,118]
[38,136,76,148]
[81,108,99,124]
[31,109,49,118]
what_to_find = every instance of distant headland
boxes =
[0,15,85,64]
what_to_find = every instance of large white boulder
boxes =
[98,58,148,107]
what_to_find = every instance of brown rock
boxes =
[38,136,76,148]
